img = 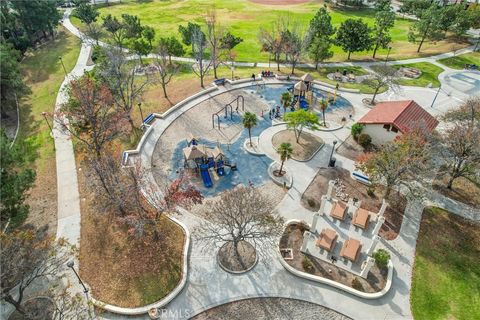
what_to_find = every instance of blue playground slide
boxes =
[216,160,225,176]
[299,97,309,110]
[200,164,213,188]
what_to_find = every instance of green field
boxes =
[437,52,480,70]
[412,207,480,320]
[71,0,467,63]
[393,62,444,88]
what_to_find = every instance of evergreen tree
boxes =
[372,1,395,58]
[408,4,446,53]
[336,18,373,60]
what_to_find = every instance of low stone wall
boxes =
[278,220,394,300]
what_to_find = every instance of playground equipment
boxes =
[212,95,245,129]
[183,136,237,188]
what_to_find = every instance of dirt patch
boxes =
[432,175,480,209]
[301,167,405,240]
[78,167,184,308]
[218,241,257,272]
[248,0,311,5]
[272,130,324,161]
[280,224,387,293]
[336,135,364,161]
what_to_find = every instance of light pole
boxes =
[58,56,67,77]
[41,112,53,135]
[430,86,442,109]
[66,260,89,299]
[384,46,392,65]
[138,102,144,123]
[328,140,337,167]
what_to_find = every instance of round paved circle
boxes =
[191,297,352,320]
[443,70,480,95]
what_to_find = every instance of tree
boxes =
[284,109,320,143]
[0,227,72,315]
[277,142,293,175]
[443,96,480,126]
[308,36,334,70]
[205,10,223,79]
[357,132,430,198]
[159,36,185,64]
[408,4,446,53]
[280,91,292,114]
[258,21,285,71]
[102,14,125,46]
[220,31,243,77]
[131,26,156,64]
[441,4,478,38]
[97,46,151,133]
[0,43,30,117]
[319,99,328,126]
[9,0,61,45]
[194,185,284,264]
[242,112,257,147]
[282,26,306,75]
[364,65,399,105]
[0,130,36,230]
[60,74,127,157]
[178,22,204,53]
[191,27,211,88]
[436,123,480,189]
[307,6,336,42]
[336,18,373,60]
[84,22,103,46]
[154,40,179,100]
[73,3,99,36]
[121,14,143,40]
[372,2,395,58]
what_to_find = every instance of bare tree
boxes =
[59,75,127,157]
[282,22,306,75]
[0,227,73,315]
[154,41,179,100]
[258,20,285,71]
[194,185,284,263]
[364,65,399,105]
[205,10,224,79]
[442,96,480,126]
[435,122,480,189]
[191,27,212,88]
[357,131,431,198]
[98,46,151,134]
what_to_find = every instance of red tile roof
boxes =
[357,100,438,134]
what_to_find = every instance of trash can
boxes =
[329,157,336,167]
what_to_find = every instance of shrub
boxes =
[351,123,364,139]
[352,277,364,291]
[302,255,314,273]
[367,186,375,197]
[358,133,372,149]
[307,198,317,209]
[373,249,390,268]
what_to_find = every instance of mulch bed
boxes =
[301,167,406,240]
[280,224,387,293]
[432,174,480,209]
[336,135,364,161]
[272,130,324,161]
[218,241,257,272]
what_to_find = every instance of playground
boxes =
[151,78,353,197]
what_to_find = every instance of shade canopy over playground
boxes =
[301,73,314,82]
[208,146,224,160]
[183,145,205,160]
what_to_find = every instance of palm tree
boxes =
[280,91,292,115]
[242,112,257,146]
[320,99,329,126]
[277,142,293,176]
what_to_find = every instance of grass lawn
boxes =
[393,62,444,88]
[72,0,468,62]
[412,207,480,320]
[437,52,480,70]
[17,28,81,231]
